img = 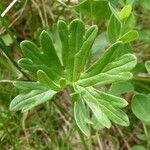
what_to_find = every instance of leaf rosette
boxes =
[10,19,137,136]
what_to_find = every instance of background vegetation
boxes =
[0,0,150,150]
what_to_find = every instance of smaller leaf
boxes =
[130,145,146,150]
[119,30,139,43]
[137,134,149,141]
[109,81,134,96]
[37,70,60,91]
[132,94,150,123]
[119,5,132,21]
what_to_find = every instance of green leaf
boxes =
[13,81,47,91]
[77,72,133,87]
[119,5,132,21]
[109,81,134,96]
[74,96,90,136]
[101,54,137,74]
[66,19,85,81]
[130,145,146,150]
[40,30,62,69]
[73,25,98,81]
[75,0,111,21]
[90,88,128,108]
[119,30,139,43]
[137,134,149,141]
[57,20,69,67]
[132,94,150,123]
[108,14,122,43]
[37,70,61,91]
[20,40,63,81]
[69,19,85,54]
[10,89,56,112]
[91,115,105,130]
[108,2,120,21]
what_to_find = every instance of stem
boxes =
[132,81,150,92]
[69,87,90,150]
[22,112,31,148]
[53,88,90,150]
[75,125,90,150]
[41,0,48,27]
[132,76,150,82]
[142,123,150,150]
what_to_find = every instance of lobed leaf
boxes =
[20,33,63,82]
